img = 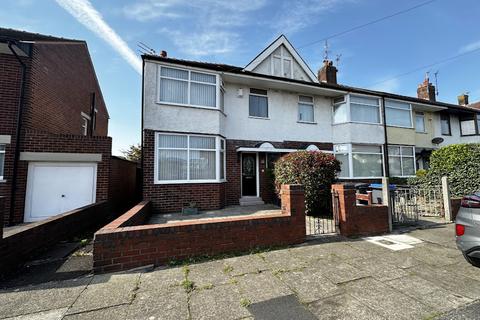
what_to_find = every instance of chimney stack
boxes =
[160,50,167,58]
[458,93,469,106]
[417,74,436,102]
[318,60,338,84]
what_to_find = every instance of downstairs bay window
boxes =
[334,144,384,178]
[155,133,226,183]
[388,146,416,177]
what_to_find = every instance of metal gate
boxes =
[306,191,339,236]
[391,186,444,225]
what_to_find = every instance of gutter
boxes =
[7,41,27,226]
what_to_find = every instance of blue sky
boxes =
[2,0,480,154]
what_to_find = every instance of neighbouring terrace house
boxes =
[141,35,480,214]
[0,28,111,226]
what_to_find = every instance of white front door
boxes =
[24,162,97,222]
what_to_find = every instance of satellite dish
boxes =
[431,137,444,145]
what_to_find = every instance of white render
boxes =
[332,123,385,145]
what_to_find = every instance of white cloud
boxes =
[56,0,142,74]
[274,0,355,35]
[459,40,480,54]
[370,78,400,93]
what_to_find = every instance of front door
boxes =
[242,153,257,196]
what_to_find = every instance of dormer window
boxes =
[271,46,292,78]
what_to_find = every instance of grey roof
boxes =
[0,27,83,43]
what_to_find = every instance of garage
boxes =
[24,162,97,222]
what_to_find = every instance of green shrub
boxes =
[409,143,480,197]
[274,151,340,216]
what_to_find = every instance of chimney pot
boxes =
[160,50,167,58]
[458,93,469,106]
[318,59,338,84]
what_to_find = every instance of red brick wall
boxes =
[109,156,139,214]
[0,197,4,239]
[93,185,306,273]
[9,129,112,224]
[25,42,109,136]
[143,129,226,213]
[332,184,389,237]
[0,201,111,276]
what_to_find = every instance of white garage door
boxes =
[24,162,97,222]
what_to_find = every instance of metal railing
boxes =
[391,186,445,225]
[305,191,339,236]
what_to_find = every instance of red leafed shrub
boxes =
[274,151,340,216]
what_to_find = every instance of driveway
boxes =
[1,223,479,320]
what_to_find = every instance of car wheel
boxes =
[463,253,480,268]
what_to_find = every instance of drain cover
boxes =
[248,295,317,320]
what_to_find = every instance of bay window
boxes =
[298,95,314,123]
[385,100,412,127]
[333,95,381,124]
[0,144,5,180]
[388,146,416,177]
[158,66,218,108]
[155,133,225,183]
[334,144,384,178]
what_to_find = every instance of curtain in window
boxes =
[158,134,187,148]
[335,153,349,177]
[461,120,476,135]
[190,83,216,107]
[160,78,188,104]
[161,67,188,79]
[158,149,188,180]
[299,103,314,122]
[189,150,216,180]
[190,136,215,149]
[191,72,215,83]
[249,95,268,117]
[386,107,411,127]
[333,102,348,123]
[350,104,379,123]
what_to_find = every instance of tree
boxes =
[121,144,141,163]
[274,151,340,216]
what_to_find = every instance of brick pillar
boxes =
[332,184,356,235]
[281,184,306,240]
[0,196,4,240]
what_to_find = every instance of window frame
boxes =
[415,112,426,133]
[459,113,479,136]
[385,99,413,128]
[156,64,220,110]
[332,94,382,125]
[440,113,451,136]
[81,113,90,136]
[0,144,5,181]
[270,46,293,79]
[388,145,416,177]
[334,143,385,179]
[248,88,269,119]
[297,95,315,123]
[154,132,226,184]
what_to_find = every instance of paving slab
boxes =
[221,254,269,276]
[341,277,436,320]
[289,244,340,263]
[0,278,90,319]
[137,266,184,293]
[188,260,232,287]
[315,260,370,284]
[406,243,462,266]
[378,250,424,269]
[247,295,317,320]
[1,308,68,320]
[308,293,385,320]
[386,275,472,313]
[437,300,480,320]
[189,283,251,320]
[347,258,408,282]
[237,271,293,303]
[126,286,188,320]
[277,267,342,303]
[63,305,128,320]
[66,273,139,315]
[443,260,480,282]
[310,242,374,261]
[260,249,308,272]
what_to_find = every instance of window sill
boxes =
[460,134,479,137]
[248,116,270,120]
[156,101,223,113]
[415,131,427,134]
[297,121,317,125]
[0,179,6,183]
[337,177,383,180]
[154,180,226,185]
[386,125,414,129]
[332,121,382,126]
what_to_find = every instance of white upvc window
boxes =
[157,65,219,109]
[388,145,416,177]
[298,95,314,123]
[334,144,384,178]
[155,133,226,184]
[0,144,5,180]
[385,100,412,128]
[415,112,426,133]
[249,88,268,118]
[81,113,90,136]
[333,94,381,124]
[271,46,293,78]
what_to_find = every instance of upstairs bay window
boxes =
[158,66,218,108]
[334,144,384,178]
[385,100,412,128]
[388,146,415,177]
[333,95,381,124]
[155,133,225,183]
[298,95,314,123]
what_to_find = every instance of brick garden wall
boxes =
[0,201,110,276]
[93,185,306,274]
[332,184,389,237]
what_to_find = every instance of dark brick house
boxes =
[0,28,112,226]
